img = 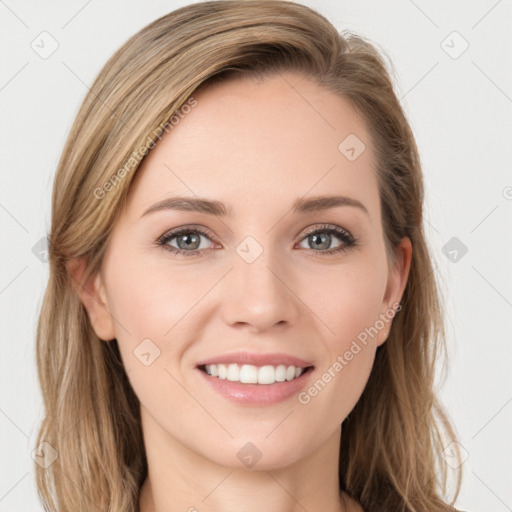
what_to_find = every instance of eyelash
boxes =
[156,224,358,258]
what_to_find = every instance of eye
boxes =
[156,224,357,257]
[295,224,357,255]
[156,225,218,256]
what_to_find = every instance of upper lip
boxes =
[196,351,314,368]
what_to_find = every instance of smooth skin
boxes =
[71,71,412,512]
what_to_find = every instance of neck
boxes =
[138,407,352,512]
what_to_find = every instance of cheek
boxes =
[303,252,388,349]
[105,253,203,337]
[102,253,206,422]
[296,255,387,417]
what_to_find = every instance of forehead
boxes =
[126,71,379,222]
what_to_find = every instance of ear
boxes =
[67,257,116,341]
[376,236,412,346]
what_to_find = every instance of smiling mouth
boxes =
[198,363,314,385]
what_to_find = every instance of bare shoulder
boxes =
[340,491,365,512]
[339,494,470,512]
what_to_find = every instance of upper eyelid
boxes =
[156,224,217,245]
[300,224,352,238]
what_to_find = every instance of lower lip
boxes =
[196,367,314,406]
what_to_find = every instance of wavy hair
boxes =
[34,1,464,510]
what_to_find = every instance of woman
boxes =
[34,1,465,511]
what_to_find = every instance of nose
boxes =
[220,249,300,333]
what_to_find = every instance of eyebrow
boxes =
[141,194,369,218]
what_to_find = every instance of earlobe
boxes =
[377,237,412,346]
[66,257,116,341]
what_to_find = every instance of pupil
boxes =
[179,233,199,249]
[311,233,329,250]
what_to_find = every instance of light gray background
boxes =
[1,1,511,510]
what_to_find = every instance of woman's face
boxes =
[81,71,411,470]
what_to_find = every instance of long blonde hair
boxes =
[35,1,463,510]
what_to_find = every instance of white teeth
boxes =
[226,363,239,381]
[258,365,275,384]
[203,363,307,384]
[275,364,286,382]
[239,364,258,384]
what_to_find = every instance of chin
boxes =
[200,435,309,471]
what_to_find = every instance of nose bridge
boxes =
[220,236,299,330]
